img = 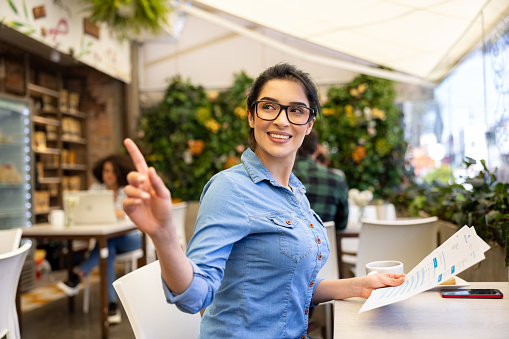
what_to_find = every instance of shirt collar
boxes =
[241,148,306,191]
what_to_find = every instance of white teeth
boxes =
[269,133,290,139]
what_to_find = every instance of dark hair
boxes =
[315,150,328,165]
[92,154,136,187]
[246,63,321,149]
[297,130,319,157]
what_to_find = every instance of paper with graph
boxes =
[359,225,490,313]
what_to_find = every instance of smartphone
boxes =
[441,289,503,299]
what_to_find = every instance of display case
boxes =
[0,93,33,228]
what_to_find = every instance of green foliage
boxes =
[396,158,509,266]
[138,73,252,201]
[83,0,171,39]
[315,74,407,199]
[422,166,454,185]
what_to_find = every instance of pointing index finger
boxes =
[124,138,149,174]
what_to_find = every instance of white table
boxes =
[334,282,509,338]
[22,220,145,339]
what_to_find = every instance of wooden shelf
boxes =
[62,110,88,119]
[62,164,87,171]
[34,147,61,155]
[27,83,59,98]
[61,136,87,144]
[38,177,62,184]
[32,115,60,126]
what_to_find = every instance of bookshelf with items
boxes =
[26,59,89,223]
[60,77,88,197]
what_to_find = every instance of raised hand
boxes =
[123,138,174,236]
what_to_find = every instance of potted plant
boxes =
[83,0,172,39]
[394,158,509,280]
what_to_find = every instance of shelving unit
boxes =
[23,54,89,223]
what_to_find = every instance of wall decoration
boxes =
[32,5,46,19]
[0,0,131,83]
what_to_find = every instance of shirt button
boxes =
[286,219,292,225]
[305,308,309,314]
[316,238,321,244]
[309,222,314,228]
[309,281,314,287]
[318,254,323,260]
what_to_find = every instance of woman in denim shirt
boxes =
[123,63,405,338]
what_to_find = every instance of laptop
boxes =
[63,191,118,225]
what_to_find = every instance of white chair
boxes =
[354,216,438,277]
[113,260,201,339]
[316,221,339,339]
[144,202,189,264]
[0,228,22,254]
[83,202,188,313]
[340,203,397,274]
[0,241,32,339]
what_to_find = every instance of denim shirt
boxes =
[163,148,330,338]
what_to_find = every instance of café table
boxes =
[334,282,509,338]
[21,220,146,339]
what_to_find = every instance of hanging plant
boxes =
[82,0,172,39]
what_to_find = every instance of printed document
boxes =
[360,225,490,313]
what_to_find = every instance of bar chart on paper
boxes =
[360,225,490,313]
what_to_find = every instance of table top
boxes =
[22,219,138,236]
[334,282,509,338]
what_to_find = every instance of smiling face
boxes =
[248,79,315,167]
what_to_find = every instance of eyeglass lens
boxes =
[256,101,311,125]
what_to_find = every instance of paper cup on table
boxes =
[366,260,404,275]
[48,209,65,228]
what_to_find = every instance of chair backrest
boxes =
[113,260,201,339]
[319,221,340,279]
[0,228,22,255]
[354,217,438,277]
[0,241,32,339]
[144,202,188,264]
[173,202,188,251]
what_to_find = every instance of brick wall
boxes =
[75,68,126,186]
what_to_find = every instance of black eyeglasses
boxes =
[253,100,314,125]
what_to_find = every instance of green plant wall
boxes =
[137,73,252,201]
[137,72,407,202]
[314,74,408,199]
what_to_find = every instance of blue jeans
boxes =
[80,231,141,302]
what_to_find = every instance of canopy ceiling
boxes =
[188,0,509,85]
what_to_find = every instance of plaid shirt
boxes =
[292,156,349,230]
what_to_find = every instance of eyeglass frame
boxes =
[252,100,315,126]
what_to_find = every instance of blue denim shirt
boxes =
[163,148,330,338]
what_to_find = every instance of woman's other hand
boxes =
[358,273,405,299]
[123,138,174,237]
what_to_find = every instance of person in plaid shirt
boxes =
[293,130,349,230]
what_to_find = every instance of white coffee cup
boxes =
[48,209,65,228]
[365,260,404,276]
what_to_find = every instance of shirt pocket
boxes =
[268,213,312,262]
[312,212,330,254]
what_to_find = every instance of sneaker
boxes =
[108,302,121,325]
[56,272,81,296]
